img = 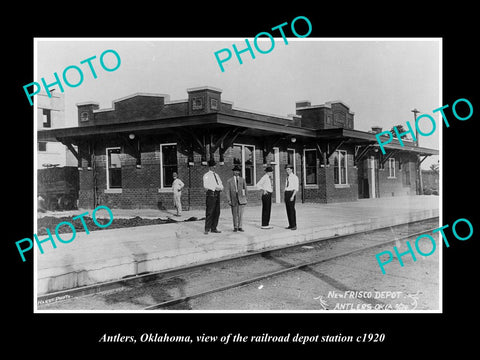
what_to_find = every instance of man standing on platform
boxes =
[203,159,224,234]
[284,164,298,230]
[256,166,274,229]
[225,165,247,232]
[172,172,184,217]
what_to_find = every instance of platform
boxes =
[36,196,439,295]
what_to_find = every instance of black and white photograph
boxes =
[33,38,441,312]
[6,7,478,354]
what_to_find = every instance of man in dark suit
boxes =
[225,165,248,232]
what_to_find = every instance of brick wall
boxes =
[78,137,271,210]
[76,136,420,210]
[325,150,358,203]
[300,147,357,203]
[422,170,439,192]
[295,102,354,130]
[377,158,416,198]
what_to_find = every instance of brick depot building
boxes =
[38,86,438,210]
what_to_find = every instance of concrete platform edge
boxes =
[37,207,439,295]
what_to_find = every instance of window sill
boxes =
[334,184,350,188]
[304,185,319,189]
[105,188,122,193]
[158,188,173,193]
[387,177,397,180]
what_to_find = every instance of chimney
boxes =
[295,100,311,109]
[371,126,383,134]
[187,86,222,114]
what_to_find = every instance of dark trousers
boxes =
[284,190,296,228]
[261,192,272,226]
[205,191,221,231]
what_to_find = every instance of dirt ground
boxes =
[37,215,201,235]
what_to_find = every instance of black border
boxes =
[6,5,478,354]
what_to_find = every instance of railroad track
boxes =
[36,217,439,311]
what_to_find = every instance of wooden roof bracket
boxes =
[315,142,328,166]
[354,144,374,166]
[118,134,142,168]
[419,154,431,165]
[327,139,346,159]
[217,127,248,161]
[58,137,80,161]
[262,135,284,163]
[380,149,400,166]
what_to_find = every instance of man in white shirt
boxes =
[172,172,184,216]
[256,166,274,229]
[284,164,299,230]
[203,159,224,234]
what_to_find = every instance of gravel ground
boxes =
[38,219,440,311]
[189,243,439,311]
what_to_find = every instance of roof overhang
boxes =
[38,113,220,142]
[38,112,318,143]
[38,115,438,156]
[315,128,439,155]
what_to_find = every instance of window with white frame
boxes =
[304,149,317,185]
[287,148,296,173]
[232,144,256,186]
[388,158,396,178]
[160,143,178,188]
[106,147,122,189]
[333,150,348,185]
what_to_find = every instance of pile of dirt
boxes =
[36,216,201,235]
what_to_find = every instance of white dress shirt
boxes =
[203,170,224,191]
[172,178,184,192]
[285,173,299,192]
[256,174,273,193]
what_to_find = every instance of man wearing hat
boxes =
[256,166,274,229]
[225,165,248,232]
[203,159,224,234]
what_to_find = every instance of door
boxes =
[357,158,369,199]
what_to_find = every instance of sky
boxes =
[35,38,440,168]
